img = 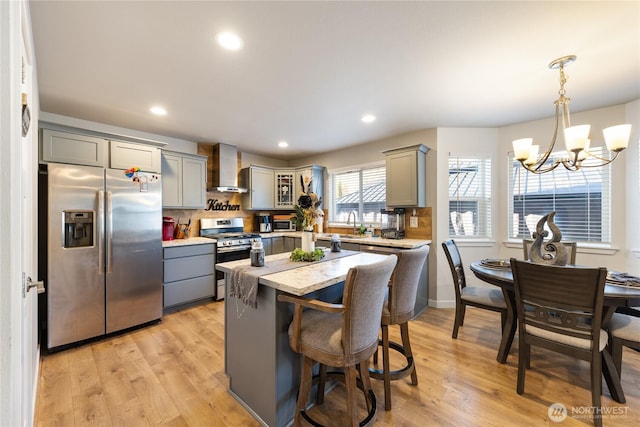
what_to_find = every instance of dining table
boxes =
[470,258,640,403]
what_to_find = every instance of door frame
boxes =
[0,1,40,426]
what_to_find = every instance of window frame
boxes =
[326,162,386,227]
[448,153,492,240]
[507,148,612,245]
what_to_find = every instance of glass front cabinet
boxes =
[275,170,295,209]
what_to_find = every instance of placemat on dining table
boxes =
[607,272,640,288]
[229,249,357,315]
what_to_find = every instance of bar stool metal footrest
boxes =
[369,340,415,381]
[301,370,377,427]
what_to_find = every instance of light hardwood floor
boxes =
[35,301,639,426]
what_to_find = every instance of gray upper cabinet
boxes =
[162,151,207,209]
[41,129,108,167]
[383,144,429,207]
[110,140,161,173]
[242,164,325,210]
[241,166,275,210]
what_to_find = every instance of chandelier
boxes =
[512,55,631,174]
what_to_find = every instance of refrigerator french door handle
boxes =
[98,190,105,274]
[106,191,113,273]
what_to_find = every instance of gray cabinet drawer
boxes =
[164,244,214,259]
[164,275,215,308]
[164,254,215,283]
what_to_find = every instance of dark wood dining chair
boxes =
[278,255,397,427]
[442,239,507,339]
[607,312,640,380]
[369,245,430,411]
[510,259,615,427]
[522,238,577,264]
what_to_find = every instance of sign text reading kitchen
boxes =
[205,199,241,211]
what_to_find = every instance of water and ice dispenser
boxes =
[63,211,94,248]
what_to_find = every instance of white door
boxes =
[0,1,40,425]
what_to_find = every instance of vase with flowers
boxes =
[291,175,322,253]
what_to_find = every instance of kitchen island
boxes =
[215,250,390,427]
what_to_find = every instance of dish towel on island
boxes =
[228,250,357,315]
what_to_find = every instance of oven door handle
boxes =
[217,244,252,254]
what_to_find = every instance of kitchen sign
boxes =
[206,199,241,211]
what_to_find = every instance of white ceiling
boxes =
[29,1,640,159]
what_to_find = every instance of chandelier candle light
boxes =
[512,55,631,174]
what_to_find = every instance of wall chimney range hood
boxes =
[207,143,247,193]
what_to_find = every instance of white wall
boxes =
[433,128,500,307]
[624,99,640,276]
[291,128,437,170]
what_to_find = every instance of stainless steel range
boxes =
[200,217,262,300]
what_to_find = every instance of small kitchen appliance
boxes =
[380,208,406,239]
[199,217,262,300]
[272,214,296,231]
[256,212,272,233]
[163,216,175,241]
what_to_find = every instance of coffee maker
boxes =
[380,208,406,239]
[255,212,272,233]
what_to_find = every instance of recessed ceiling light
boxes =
[361,114,376,123]
[150,106,167,116]
[278,141,289,148]
[216,31,243,51]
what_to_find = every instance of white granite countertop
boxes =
[216,250,390,296]
[260,231,430,249]
[162,237,214,247]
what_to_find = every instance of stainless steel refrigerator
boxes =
[45,162,163,349]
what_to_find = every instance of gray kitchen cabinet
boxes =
[383,144,429,207]
[110,140,161,172]
[161,151,207,209]
[41,129,108,167]
[262,237,272,255]
[271,236,285,254]
[316,239,330,249]
[283,236,296,252]
[264,236,286,255]
[241,166,275,210]
[341,242,361,251]
[163,244,215,309]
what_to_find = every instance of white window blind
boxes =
[328,166,386,225]
[508,148,611,243]
[448,155,492,238]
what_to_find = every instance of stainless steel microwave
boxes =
[273,219,296,231]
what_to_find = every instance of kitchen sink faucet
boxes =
[347,211,358,235]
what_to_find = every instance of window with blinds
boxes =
[508,148,611,243]
[448,155,492,238]
[327,166,386,225]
